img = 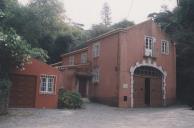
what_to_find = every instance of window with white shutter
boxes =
[161,40,170,54]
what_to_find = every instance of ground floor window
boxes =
[92,67,100,82]
[40,75,56,94]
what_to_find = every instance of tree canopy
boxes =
[0,8,48,75]
[101,2,112,27]
[1,0,87,63]
[88,19,134,39]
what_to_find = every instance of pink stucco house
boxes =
[10,59,63,108]
[53,19,176,108]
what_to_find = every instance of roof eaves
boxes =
[60,47,88,57]
[86,28,127,43]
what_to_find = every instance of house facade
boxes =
[10,59,63,108]
[54,20,176,108]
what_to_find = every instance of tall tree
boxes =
[0,9,47,114]
[101,2,112,26]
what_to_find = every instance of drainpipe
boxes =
[117,33,120,107]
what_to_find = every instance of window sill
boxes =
[69,64,75,66]
[161,53,169,55]
[39,92,55,95]
[93,56,99,59]
[80,62,87,64]
[93,81,99,84]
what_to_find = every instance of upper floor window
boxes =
[81,52,87,64]
[92,42,100,58]
[161,40,170,54]
[40,75,55,94]
[145,36,155,56]
[93,67,100,82]
[69,56,74,65]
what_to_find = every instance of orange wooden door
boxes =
[150,78,162,107]
[134,76,145,107]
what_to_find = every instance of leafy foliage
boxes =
[0,2,48,114]
[0,78,11,96]
[0,28,48,71]
[1,0,87,63]
[88,19,134,39]
[58,89,83,109]
[111,19,134,29]
[30,48,49,63]
[0,0,5,10]
[149,0,194,107]
[0,78,11,115]
[88,24,111,38]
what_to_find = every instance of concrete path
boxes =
[0,103,193,128]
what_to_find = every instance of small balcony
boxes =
[143,48,158,59]
[56,62,92,72]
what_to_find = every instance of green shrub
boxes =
[188,99,194,110]
[0,78,12,115]
[0,78,11,93]
[58,89,83,109]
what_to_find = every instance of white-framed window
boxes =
[81,52,87,64]
[92,42,100,58]
[69,56,75,65]
[145,36,155,57]
[145,37,153,49]
[161,40,170,54]
[92,67,100,82]
[40,75,55,94]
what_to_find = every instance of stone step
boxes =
[82,98,90,103]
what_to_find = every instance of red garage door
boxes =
[9,75,36,108]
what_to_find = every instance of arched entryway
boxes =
[130,59,167,108]
[133,66,163,107]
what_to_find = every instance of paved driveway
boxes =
[0,103,194,128]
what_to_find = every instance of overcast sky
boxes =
[19,0,177,29]
[63,0,177,29]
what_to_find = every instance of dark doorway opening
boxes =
[78,78,87,97]
[145,78,150,106]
